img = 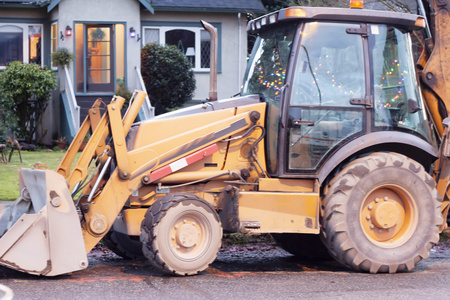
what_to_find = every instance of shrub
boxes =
[141,43,196,115]
[114,78,133,109]
[0,61,57,143]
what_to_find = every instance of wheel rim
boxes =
[168,210,211,261]
[360,185,418,248]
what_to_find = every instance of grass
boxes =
[0,150,67,200]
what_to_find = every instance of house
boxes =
[0,0,265,144]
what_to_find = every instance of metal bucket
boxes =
[0,169,87,276]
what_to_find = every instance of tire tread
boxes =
[321,152,443,273]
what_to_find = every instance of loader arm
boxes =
[57,98,103,179]
[50,89,264,252]
[80,106,264,252]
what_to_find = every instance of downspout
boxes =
[238,13,242,92]
[201,20,218,101]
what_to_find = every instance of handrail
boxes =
[135,66,155,119]
[63,65,80,130]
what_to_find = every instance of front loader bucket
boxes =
[0,169,87,276]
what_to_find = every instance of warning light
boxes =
[350,0,364,9]
[285,8,307,18]
[415,17,426,28]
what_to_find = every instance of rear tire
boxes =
[271,233,330,260]
[103,230,143,260]
[140,193,222,276]
[321,152,442,273]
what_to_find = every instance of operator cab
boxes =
[241,6,434,177]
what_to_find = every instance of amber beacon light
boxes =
[350,0,364,9]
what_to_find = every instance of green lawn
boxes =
[0,150,67,200]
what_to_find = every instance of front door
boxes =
[86,25,114,92]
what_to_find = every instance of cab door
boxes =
[284,22,367,173]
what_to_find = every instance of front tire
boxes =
[140,193,222,276]
[321,152,443,273]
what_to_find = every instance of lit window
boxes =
[28,25,41,65]
[51,23,58,68]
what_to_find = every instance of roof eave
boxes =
[153,7,266,14]
[139,0,154,14]
[47,0,60,12]
[0,3,47,9]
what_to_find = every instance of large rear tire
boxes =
[103,230,144,260]
[140,193,222,276]
[321,152,443,273]
[271,233,330,260]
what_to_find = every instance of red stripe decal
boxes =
[148,143,218,182]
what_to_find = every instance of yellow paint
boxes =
[238,191,319,234]
[122,208,147,236]
[258,178,316,193]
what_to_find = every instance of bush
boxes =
[141,43,196,115]
[114,79,133,109]
[0,61,57,143]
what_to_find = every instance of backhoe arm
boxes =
[418,0,450,137]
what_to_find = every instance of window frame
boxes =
[141,22,222,73]
[0,23,44,69]
[50,21,58,70]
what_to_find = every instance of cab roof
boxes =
[248,6,425,33]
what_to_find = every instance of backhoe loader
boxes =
[1,0,450,276]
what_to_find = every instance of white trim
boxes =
[64,65,80,130]
[0,23,44,69]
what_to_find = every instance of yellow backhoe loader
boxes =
[1,0,450,276]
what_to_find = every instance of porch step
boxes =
[76,95,111,121]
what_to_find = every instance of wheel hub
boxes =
[370,199,402,229]
[360,187,411,244]
[176,223,200,248]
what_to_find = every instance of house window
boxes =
[0,23,43,68]
[51,23,58,68]
[143,25,213,71]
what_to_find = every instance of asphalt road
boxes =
[1,242,450,300]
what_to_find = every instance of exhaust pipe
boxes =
[201,20,218,102]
